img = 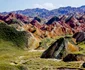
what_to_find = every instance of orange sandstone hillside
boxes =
[0,13,85,40]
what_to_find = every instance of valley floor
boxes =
[0,49,85,70]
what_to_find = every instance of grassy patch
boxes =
[0,50,84,70]
[0,23,28,49]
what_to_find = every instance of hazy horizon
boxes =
[0,0,85,12]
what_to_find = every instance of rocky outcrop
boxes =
[41,38,65,58]
[63,54,85,62]
[73,32,85,43]
[40,35,81,59]
[63,54,78,62]
[46,16,60,25]
[41,38,79,59]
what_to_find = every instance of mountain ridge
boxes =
[1,5,85,18]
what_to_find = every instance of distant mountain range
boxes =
[1,5,85,18]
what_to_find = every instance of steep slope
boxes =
[0,13,85,40]
[46,16,60,25]
[0,23,39,50]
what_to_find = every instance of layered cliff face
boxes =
[0,13,30,24]
[0,13,83,36]
[0,13,85,49]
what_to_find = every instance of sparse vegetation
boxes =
[0,34,85,70]
[0,23,28,49]
[0,9,85,70]
[0,49,85,70]
[39,38,55,49]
